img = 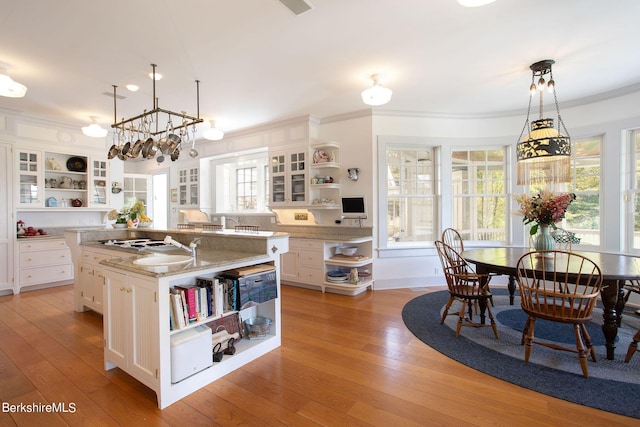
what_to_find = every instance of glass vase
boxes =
[534,224,555,254]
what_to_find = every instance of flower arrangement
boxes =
[514,191,576,235]
[108,200,151,226]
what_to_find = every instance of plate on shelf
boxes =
[66,157,87,172]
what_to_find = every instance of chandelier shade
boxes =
[516,59,571,185]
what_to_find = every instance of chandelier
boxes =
[516,59,571,185]
[107,64,203,162]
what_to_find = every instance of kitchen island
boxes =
[65,227,288,409]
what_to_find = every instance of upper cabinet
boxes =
[17,149,43,206]
[269,148,308,207]
[15,149,110,210]
[178,167,199,206]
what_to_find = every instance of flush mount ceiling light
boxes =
[203,120,224,141]
[516,59,571,185]
[82,116,108,138]
[148,71,162,80]
[0,63,27,98]
[457,0,497,7]
[126,84,139,92]
[361,74,392,106]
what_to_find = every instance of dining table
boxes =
[462,247,640,360]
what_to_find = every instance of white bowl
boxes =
[340,247,357,256]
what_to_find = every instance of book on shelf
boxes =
[170,291,187,330]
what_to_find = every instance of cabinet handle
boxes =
[27,258,32,261]
[271,245,278,253]
[120,286,126,292]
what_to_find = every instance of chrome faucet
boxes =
[164,236,200,258]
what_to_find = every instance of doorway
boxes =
[153,173,168,229]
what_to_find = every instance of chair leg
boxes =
[485,303,499,339]
[574,324,589,378]
[523,317,535,363]
[580,323,597,362]
[625,329,640,363]
[455,300,468,338]
[521,317,532,345]
[440,295,455,325]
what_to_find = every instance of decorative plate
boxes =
[66,156,87,172]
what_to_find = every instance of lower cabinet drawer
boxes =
[20,249,72,268]
[299,249,322,268]
[298,266,323,285]
[19,264,74,286]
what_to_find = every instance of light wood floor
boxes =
[0,284,636,427]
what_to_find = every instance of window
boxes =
[451,148,507,242]
[209,150,269,213]
[565,136,602,246]
[626,129,640,252]
[381,143,437,246]
[236,167,257,211]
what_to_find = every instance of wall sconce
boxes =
[516,59,571,185]
[347,168,360,181]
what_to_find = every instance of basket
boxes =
[244,317,272,339]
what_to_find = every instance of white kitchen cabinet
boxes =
[17,237,74,293]
[16,148,110,210]
[0,143,13,294]
[178,167,199,206]
[16,149,44,207]
[281,237,374,295]
[75,247,122,314]
[269,147,307,207]
[103,270,159,389]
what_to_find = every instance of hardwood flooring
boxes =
[0,284,637,426]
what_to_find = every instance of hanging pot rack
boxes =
[108,63,203,161]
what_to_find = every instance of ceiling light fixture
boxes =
[148,71,162,80]
[82,116,108,138]
[516,59,571,185]
[126,84,139,92]
[361,74,392,106]
[203,120,224,141]
[108,64,203,161]
[0,63,27,98]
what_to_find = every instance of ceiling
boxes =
[1,0,640,137]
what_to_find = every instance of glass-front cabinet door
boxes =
[270,153,286,205]
[17,150,43,206]
[91,158,109,207]
[269,148,307,206]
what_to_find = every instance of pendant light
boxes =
[203,120,224,141]
[516,59,571,185]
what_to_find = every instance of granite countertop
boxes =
[99,247,271,278]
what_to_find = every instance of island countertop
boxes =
[99,247,273,278]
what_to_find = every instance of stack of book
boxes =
[169,278,226,330]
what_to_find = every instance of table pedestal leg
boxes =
[601,279,622,360]
[508,275,516,305]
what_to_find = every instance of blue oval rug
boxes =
[402,289,640,419]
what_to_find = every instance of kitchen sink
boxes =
[212,229,274,236]
[133,254,193,266]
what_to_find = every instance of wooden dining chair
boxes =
[624,328,640,362]
[515,250,603,378]
[435,240,499,339]
[441,227,494,308]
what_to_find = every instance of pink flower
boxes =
[514,191,576,235]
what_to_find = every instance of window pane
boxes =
[385,145,436,245]
[451,148,507,242]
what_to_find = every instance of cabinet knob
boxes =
[27,257,32,261]
[271,245,278,253]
